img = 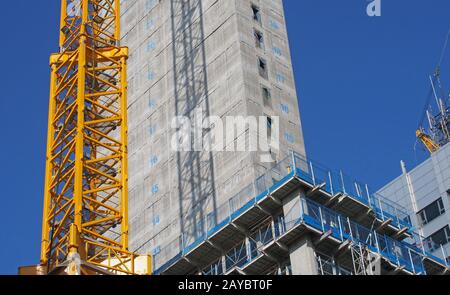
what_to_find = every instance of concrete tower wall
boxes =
[120,0,305,268]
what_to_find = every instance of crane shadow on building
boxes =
[170,0,218,256]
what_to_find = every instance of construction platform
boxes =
[152,152,450,275]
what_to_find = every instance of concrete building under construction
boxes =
[119,0,450,275]
[120,0,305,267]
[32,0,450,275]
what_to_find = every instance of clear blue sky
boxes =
[0,0,449,275]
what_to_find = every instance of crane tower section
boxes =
[40,0,146,275]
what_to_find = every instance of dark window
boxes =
[267,117,273,130]
[417,198,445,225]
[262,86,271,106]
[428,226,450,250]
[251,4,262,24]
[266,116,273,138]
[258,57,268,79]
[254,29,264,49]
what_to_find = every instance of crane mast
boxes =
[37,0,149,275]
[417,71,450,155]
[416,31,450,155]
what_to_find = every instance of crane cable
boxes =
[437,29,450,69]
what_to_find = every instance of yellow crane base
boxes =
[19,254,151,275]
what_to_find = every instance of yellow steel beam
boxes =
[416,129,440,154]
[120,55,129,251]
[41,64,58,262]
[59,0,67,46]
[50,47,128,65]
[40,0,150,275]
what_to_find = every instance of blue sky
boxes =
[0,0,449,275]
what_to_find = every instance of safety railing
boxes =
[293,153,411,229]
[297,198,447,274]
[199,197,447,275]
[370,192,412,229]
[155,197,449,275]
[202,259,224,276]
[406,231,450,265]
[225,198,446,275]
[205,221,279,274]
[316,252,353,275]
[152,151,431,274]
[225,241,249,271]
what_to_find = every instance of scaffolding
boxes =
[350,243,369,275]
[152,152,450,275]
[316,252,352,275]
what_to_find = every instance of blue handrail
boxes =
[152,152,448,274]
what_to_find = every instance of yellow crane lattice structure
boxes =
[416,129,440,154]
[39,0,149,275]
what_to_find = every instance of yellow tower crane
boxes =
[416,129,440,154]
[20,0,150,275]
